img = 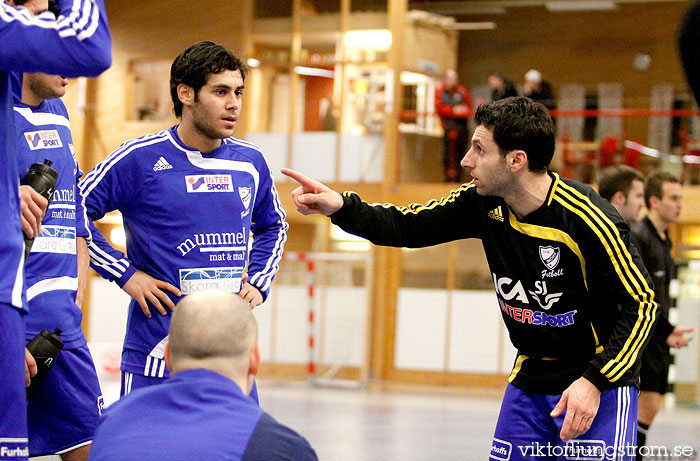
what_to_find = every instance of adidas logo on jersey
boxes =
[488,206,504,222]
[153,156,173,171]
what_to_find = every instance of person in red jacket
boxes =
[435,70,471,182]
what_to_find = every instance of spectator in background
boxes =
[598,165,646,224]
[631,172,693,459]
[523,69,555,111]
[488,72,518,102]
[319,97,338,132]
[435,69,471,182]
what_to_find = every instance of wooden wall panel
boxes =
[70,1,249,168]
[458,3,689,120]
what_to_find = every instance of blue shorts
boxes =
[121,371,260,404]
[491,383,637,461]
[0,305,29,460]
[27,343,103,456]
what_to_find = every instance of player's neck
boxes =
[21,89,43,107]
[505,172,552,219]
[173,361,250,393]
[177,121,222,154]
[647,211,669,238]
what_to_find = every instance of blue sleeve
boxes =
[0,0,111,77]
[80,139,141,221]
[75,161,91,239]
[242,413,318,461]
[85,220,136,287]
[247,158,287,301]
[80,147,140,286]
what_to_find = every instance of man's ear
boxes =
[248,342,261,377]
[164,342,173,373]
[648,195,660,211]
[507,150,527,172]
[177,83,194,108]
[610,190,626,207]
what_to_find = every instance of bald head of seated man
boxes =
[166,289,259,393]
[89,290,318,461]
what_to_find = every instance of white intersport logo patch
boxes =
[153,156,173,171]
[24,129,62,150]
[185,174,233,193]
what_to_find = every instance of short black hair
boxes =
[598,165,644,202]
[170,41,247,118]
[644,171,680,208]
[473,96,555,172]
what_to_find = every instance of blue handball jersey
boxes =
[14,98,89,347]
[81,126,288,375]
[0,1,111,311]
[89,369,318,461]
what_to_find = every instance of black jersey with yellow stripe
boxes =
[330,171,657,394]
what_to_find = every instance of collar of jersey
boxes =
[168,124,228,157]
[506,170,559,221]
[171,368,247,397]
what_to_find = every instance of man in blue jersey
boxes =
[0,1,110,459]
[15,61,103,460]
[81,41,287,398]
[283,97,657,460]
[89,289,317,461]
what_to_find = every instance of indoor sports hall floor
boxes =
[33,379,700,460]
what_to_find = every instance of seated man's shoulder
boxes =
[242,412,318,461]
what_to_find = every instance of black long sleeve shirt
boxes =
[631,217,675,343]
[331,172,657,394]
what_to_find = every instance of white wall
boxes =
[246,132,384,183]
[88,277,514,380]
[394,288,516,373]
[87,279,370,383]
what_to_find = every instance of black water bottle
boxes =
[26,328,63,398]
[21,159,58,260]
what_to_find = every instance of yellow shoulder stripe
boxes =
[554,182,656,382]
[508,212,587,289]
[370,182,475,215]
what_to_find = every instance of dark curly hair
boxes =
[170,41,247,118]
[474,96,555,172]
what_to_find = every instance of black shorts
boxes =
[639,336,671,394]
